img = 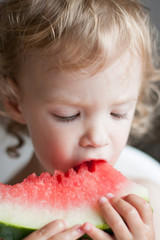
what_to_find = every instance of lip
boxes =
[73,158,107,172]
[79,158,108,164]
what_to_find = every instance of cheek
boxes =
[21,106,76,170]
[31,125,76,171]
[110,123,131,165]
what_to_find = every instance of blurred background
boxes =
[131,0,160,162]
[146,0,160,31]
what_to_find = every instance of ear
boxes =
[2,78,26,124]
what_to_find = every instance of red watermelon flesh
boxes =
[0,160,148,239]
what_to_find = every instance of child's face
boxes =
[17,50,142,173]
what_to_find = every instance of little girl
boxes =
[0,0,160,239]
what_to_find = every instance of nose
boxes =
[79,120,109,148]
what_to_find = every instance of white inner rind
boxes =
[0,182,149,229]
[0,203,105,229]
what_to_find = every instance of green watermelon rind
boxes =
[0,222,112,240]
[0,222,34,240]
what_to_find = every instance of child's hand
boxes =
[82,194,155,240]
[23,219,85,240]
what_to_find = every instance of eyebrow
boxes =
[46,97,83,106]
[46,97,138,107]
[111,98,138,107]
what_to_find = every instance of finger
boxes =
[123,194,153,225]
[82,222,113,240]
[111,196,145,235]
[23,219,67,240]
[99,196,132,240]
[49,224,85,240]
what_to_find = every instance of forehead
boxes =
[106,50,142,84]
[19,47,142,79]
[18,49,142,104]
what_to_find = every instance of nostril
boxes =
[79,127,109,148]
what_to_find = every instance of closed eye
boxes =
[111,112,128,120]
[53,113,80,122]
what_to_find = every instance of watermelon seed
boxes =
[57,174,62,183]
[64,172,69,177]
[74,165,81,173]
[87,161,95,172]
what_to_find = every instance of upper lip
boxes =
[73,159,107,173]
[73,158,107,168]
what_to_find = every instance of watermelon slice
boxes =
[0,160,148,240]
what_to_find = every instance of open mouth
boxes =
[73,159,106,173]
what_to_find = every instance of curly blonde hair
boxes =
[0,0,160,155]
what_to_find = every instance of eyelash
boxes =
[53,113,80,122]
[53,112,127,123]
[111,113,128,120]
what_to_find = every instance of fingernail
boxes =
[61,220,67,228]
[106,193,114,199]
[99,196,107,204]
[74,224,84,234]
[82,222,91,232]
